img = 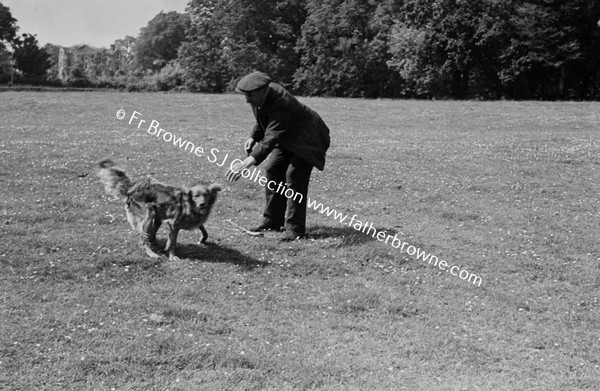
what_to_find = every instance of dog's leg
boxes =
[199,225,208,244]
[143,241,161,258]
[139,207,162,258]
[165,224,181,261]
[126,205,137,232]
[126,203,160,258]
[144,215,161,245]
[142,226,162,259]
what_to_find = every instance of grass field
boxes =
[1,90,600,391]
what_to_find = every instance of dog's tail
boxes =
[97,159,132,200]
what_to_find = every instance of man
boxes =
[225,71,331,241]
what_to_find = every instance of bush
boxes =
[152,61,187,91]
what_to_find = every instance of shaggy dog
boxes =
[97,159,221,260]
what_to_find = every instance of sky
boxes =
[2,0,190,48]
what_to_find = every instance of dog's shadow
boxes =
[154,239,267,270]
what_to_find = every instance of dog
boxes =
[97,159,221,260]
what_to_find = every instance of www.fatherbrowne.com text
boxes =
[116,109,483,287]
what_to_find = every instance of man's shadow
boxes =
[307,225,398,247]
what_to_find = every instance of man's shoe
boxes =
[279,230,305,242]
[250,222,282,232]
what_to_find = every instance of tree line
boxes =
[2,0,600,100]
[0,3,51,84]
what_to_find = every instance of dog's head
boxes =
[189,183,221,214]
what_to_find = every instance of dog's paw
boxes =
[144,247,162,258]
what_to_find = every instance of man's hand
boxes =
[226,156,256,182]
[244,138,256,155]
[226,160,245,182]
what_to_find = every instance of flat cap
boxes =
[235,71,271,93]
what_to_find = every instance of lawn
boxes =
[1,90,599,391]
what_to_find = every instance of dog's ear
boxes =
[209,183,222,193]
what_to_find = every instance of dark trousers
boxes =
[263,147,313,234]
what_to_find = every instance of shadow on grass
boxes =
[156,240,268,270]
[307,224,399,247]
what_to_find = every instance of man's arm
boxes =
[249,110,289,166]
[250,122,264,142]
[226,110,289,182]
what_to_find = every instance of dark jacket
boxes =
[249,83,331,171]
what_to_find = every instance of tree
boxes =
[216,0,306,88]
[0,2,18,46]
[178,0,229,91]
[13,33,51,77]
[500,0,600,99]
[364,1,405,98]
[179,0,306,92]
[387,0,515,99]
[294,0,401,97]
[221,0,307,89]
[387,24,436,97]
[0,44,10,82]
[0,2,18,82]
[135,11,189,71]
[571,0,600,99]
